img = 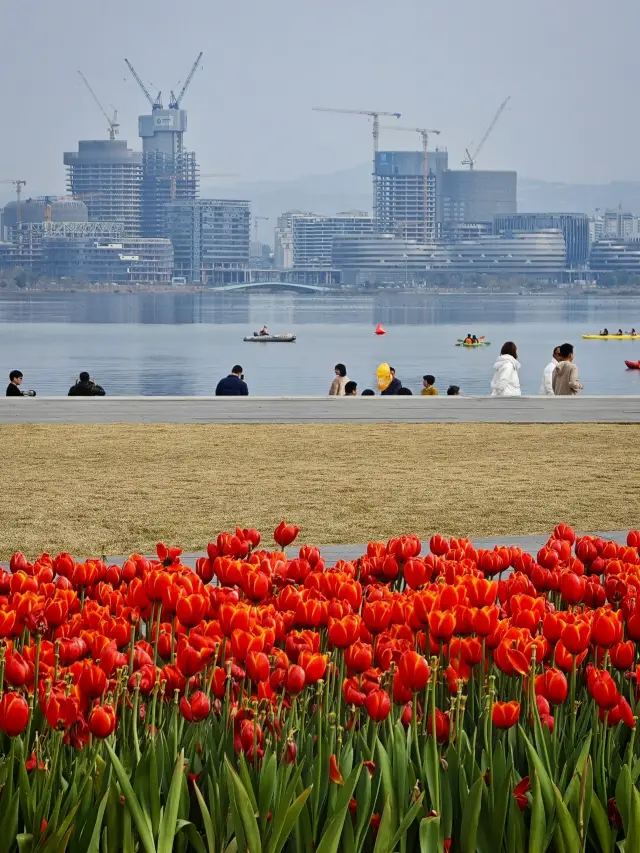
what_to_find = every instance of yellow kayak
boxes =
[582,334,640,340]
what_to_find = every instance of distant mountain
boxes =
[203,167,640,239]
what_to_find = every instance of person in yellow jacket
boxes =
[421,375,438,396]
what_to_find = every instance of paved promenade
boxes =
[2,396,640,424]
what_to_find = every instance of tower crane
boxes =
[169,52,204,109]
[77,71,119,141]
[312,107,402,221]
[462,96,511,170]
[0,180,27,225]
[124,59,163,110]
[380,126,441,241]
[253,216,269,248]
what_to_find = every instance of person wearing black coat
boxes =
[215,365,249,396]
[381,368,403,396]
[68,372,106,396]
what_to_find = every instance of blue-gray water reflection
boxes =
[1,291,639,396]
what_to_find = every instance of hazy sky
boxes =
[1,0,638,195]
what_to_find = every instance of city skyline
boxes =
[1,0,639,196]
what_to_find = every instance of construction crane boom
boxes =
[312,107,401,223]
[462,96,511,170]
[124,59,162,110]
[0,179,27,225]
[169,52,204,109]
[78,71,119,141]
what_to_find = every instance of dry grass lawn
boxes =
[0,423,637,558]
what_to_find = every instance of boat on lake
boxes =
[243,333,297,343]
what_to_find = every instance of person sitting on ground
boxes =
[329,363,349,396]
[617,329,624,336]
[397,387,413,395]
[381,367,403,395]
[259,325,269,336]
[447,385,461,396]
[600,328,609,336]
[6,370,35,397]
[215,365,249,396]
[361,388,375,396]
[421,374,438,396]
[68,371,106,397]
[344,381,358,396]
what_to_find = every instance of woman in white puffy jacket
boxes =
[490,341,522,396]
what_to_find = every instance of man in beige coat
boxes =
[552,343,584,395]
[329,363,349,395]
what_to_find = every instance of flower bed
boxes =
[0,523,639,852]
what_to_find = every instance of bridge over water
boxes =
[209,281,333,293]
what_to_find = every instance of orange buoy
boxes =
[375,324,386,336]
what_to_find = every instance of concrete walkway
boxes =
[2,396,640,424]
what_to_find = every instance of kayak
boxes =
[625,360,640,369]
[457,336,486,342]
[243,334,296,343]
[583,334,640,340]
[457,341,491,347]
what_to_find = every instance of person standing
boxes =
[329,363,349,396]
[421,375,438,396]
[381,367,402,396]
[215,365,249,396]
[490,342,521,396]
[68,371,106,396]
[552,343,583,396]
[540,347,561,396]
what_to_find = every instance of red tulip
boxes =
[591,610,622,648]
[427,708,450,742]
[428,610,456,643]
[328,615,360,649]
[344,642,373,674]
[610,641,635,671]
[492,700,520,729]
[365,688,391,722]
[4,651,29,687]
[285,740,297,764]
[430,534,449,556]
[535,668,568,705]
[298,651,327,684]
[513,777,531,810]
[329,754,344,785]
[362,601,392,635]
[88,704,116,738]
[176,594,208,628]
[78,662,107,698]
[285,664,306,696]
[398,651,431,692]
[0,692,29,737]
[274,521,300,548]
[588,669,619,710]
[561,621,591,655]
[179,691,211,722]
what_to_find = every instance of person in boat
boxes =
[259,325,269,336]
[599,328,609,336]
[616,329,624,336]
[464,334,473,344]
[631,329,637,336]
[471,335,479,344]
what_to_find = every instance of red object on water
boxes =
[625,360,640,369]
[375,324,386,336]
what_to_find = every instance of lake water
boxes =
[1,291,640,396]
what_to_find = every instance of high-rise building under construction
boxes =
[124,54,202,238]
[64,140,143,236]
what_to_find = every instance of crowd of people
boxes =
[4,346,583,399]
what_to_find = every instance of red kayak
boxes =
[625,360,640,369]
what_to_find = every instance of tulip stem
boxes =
[569,658,577,752]
[430,665,440,814]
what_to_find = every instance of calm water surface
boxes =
[1,291,640,396]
